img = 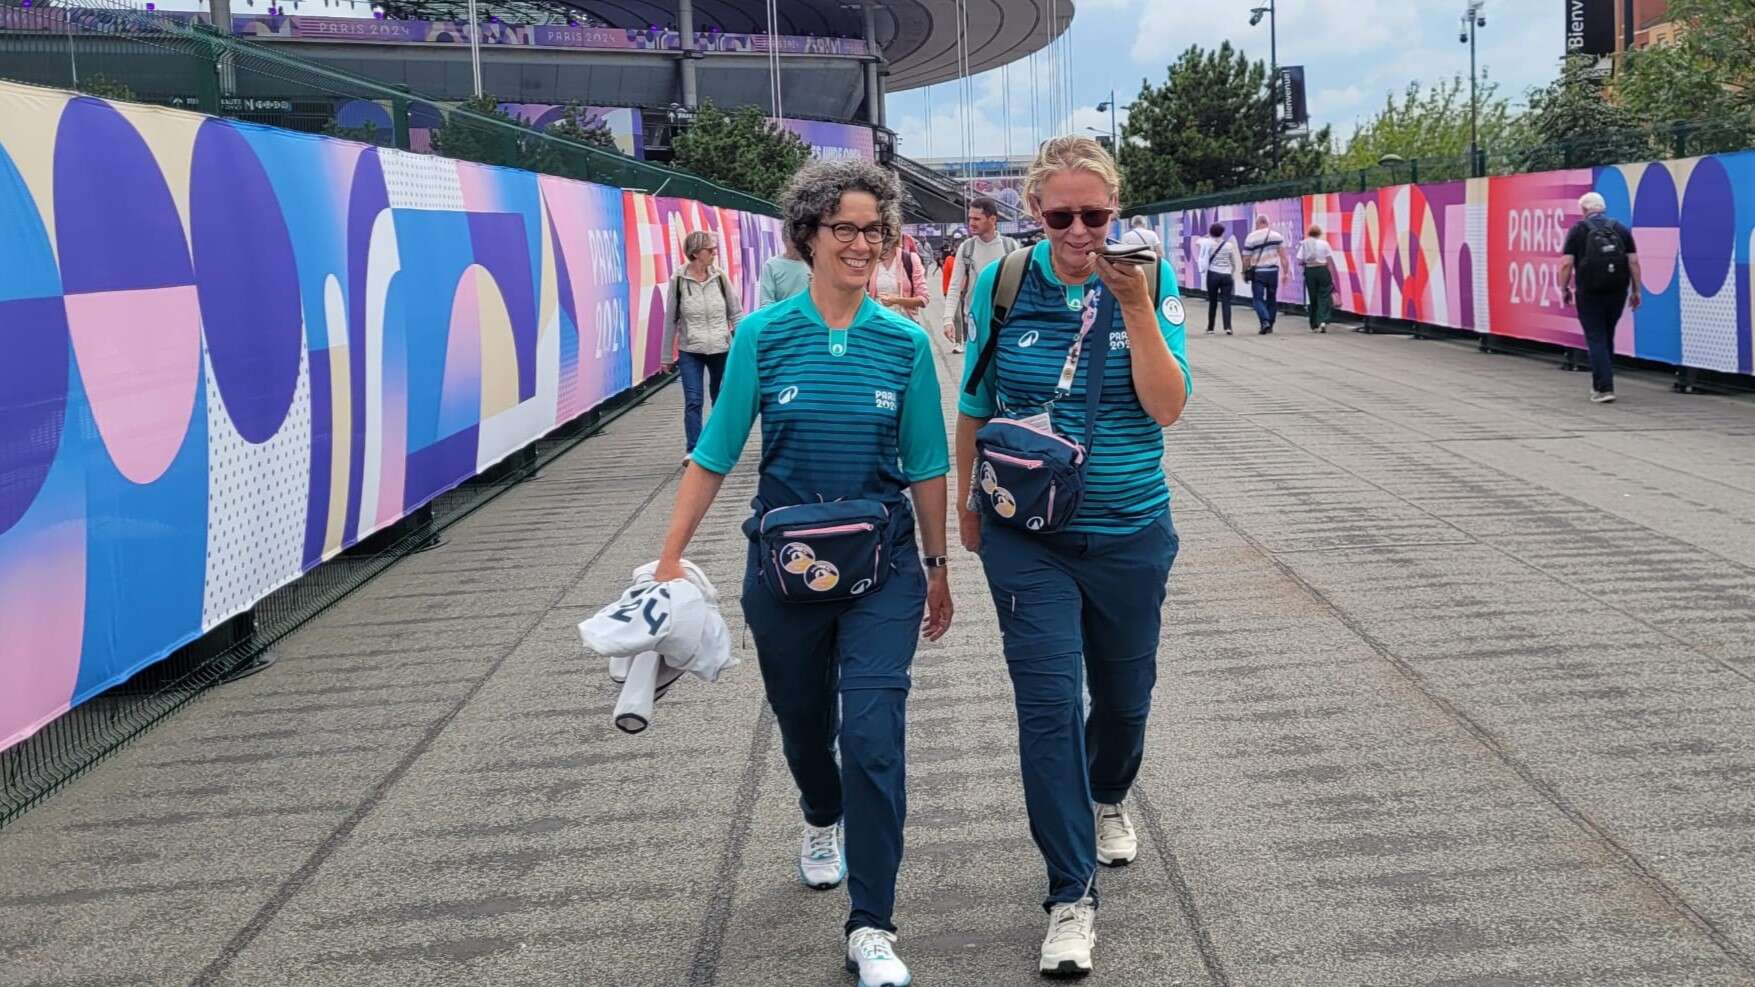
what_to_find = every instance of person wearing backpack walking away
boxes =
[869,234,929,323]
[652,159,952,987]
[955,136,1191,978]
[1559,192,1642,404]
[1242,214,1290,334]
[1120,215,1162,254]
[1297,224,1342,333]
[1200,222,1244,335]
[663,231,743,460]
[944,197,1021,354]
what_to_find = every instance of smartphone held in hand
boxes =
[1098,242,1157,266]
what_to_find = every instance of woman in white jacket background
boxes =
[662,230,743,458]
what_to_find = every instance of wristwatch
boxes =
[922,555,950,569]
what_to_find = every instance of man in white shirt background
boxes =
[1120,215,1162,253]
[942,196,1019,354]
[1243,215,1290,335]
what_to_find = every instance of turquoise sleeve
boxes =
[898,329,950,482]
[689,315,762,474]
[956,261,1003,418]
[1154,258,1194,398]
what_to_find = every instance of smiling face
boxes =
[811,190,882,294]
[1033,169,1117,282]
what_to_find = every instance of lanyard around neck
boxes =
[1054,285,1106,396]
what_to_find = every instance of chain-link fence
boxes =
[0,0,778,215]
[1125,114,1755,216]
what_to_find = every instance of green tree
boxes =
[429,94,531,169]
[322,119,390,147]
[1507,57,1656,172]
[670,102,810,201]
[76,74,136,102]
[1335,75,1514,180]
[1617,0,1755,156]
[1118,42,1331,205]
[545,103,620,153]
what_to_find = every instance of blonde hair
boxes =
[1024,136,1121,207]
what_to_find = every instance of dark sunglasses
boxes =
[1040,208,1116,231]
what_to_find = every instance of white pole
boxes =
[466,0,482,98]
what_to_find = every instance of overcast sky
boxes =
[885,0,1569,163]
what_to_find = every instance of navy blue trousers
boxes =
[977,511,1178,909]
[742,524,925,935]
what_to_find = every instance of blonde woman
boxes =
[954,136,1191,976]
[662,230,742,456]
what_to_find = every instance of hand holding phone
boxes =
[1097,242,1157,266]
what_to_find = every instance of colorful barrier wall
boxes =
[1137,149,1755,376]
[0,79,780,751]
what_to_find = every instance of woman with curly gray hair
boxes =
[648,159,953,987]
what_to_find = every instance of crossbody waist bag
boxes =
[756,499,894,602]
[964,282,1115,534]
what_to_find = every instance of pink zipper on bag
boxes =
[986,419,1086,463]
[983,450,1045,469]
[782,522,877,538]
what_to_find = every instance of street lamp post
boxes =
[1095,90,1118,154]
[1460,0,1486,178]
[1250,0,1278,171]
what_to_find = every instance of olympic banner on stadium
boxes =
[0,79,779,751]
[1138,149,1755,376]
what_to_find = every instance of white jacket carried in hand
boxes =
[581,561,736,733]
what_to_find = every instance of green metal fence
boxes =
[0,1,778,215]
[1124,115,1755,217]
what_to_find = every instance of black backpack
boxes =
[1577,216,1631,294]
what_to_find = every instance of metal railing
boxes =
[1124,115,1755,216]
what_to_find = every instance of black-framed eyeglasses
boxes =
[1040,208,1116,231]
[824,222,890,244]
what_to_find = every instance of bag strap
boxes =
[962,247,1033,397]
[1079,288,1116,454]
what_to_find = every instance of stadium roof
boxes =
[524,0,1073,90]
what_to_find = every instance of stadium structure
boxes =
[0,0,1073,218]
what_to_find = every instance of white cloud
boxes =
[885,0,1563,160]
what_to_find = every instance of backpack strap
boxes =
[901,250,917,292]
[962,247,1033,397]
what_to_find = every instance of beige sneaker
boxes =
[1040,897,1096,976]
[1095,802,1137,867]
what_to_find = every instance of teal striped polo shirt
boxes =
[692,291,949,511]
[958,241,1192,536]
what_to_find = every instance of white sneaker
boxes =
[1095,802,1137,867]
[1040,898,1096,977]
[797,821,845,890]
[951,344,965,354]
[845,927,911,987]
[1590,390,1617,404]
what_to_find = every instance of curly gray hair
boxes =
[778,159,904,264]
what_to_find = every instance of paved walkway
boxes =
[5,289,1755,987]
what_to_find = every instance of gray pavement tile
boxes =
[7,289,1755,986]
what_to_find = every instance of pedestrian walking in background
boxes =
[1297,224,1341,333]
[943,196,1020,354]
[1120,215,1162,254]
[955,136,1191,979]
[756,241,812,308]
[1202,222,1243,335]
[1242,215,1289,334]
[868,234,929,323]
[662,231,742,459]
[940,239,957,297]
[1559,192,1642,404]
